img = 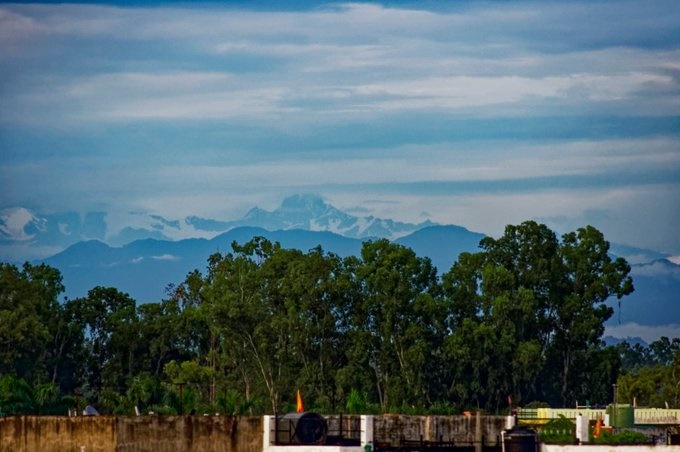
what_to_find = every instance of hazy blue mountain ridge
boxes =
[42,224,480,303]
[610,258,680,326]
[395,225,486,273]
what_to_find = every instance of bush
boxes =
[345,389,368,414]
[592,429,648,445]
[540,415,576,445]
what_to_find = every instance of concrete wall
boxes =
[0,415,263,452]
[373,414,506,446]
[0,414,519,451]
[0,416,117,452]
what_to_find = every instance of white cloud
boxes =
[0,1,679,261]
[151,254,179,261]
[351,73,669,112]
[57,222,71,236]
[141,137,680,190]
[0,207,44,241]
[3,2,678,126]
[20,71,291,121]
[632,260,680,279]
[10,67,674,124]
[605,322,680,343]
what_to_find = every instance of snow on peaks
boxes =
[280,194,331,214]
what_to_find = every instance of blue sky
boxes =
[1,0,679,258]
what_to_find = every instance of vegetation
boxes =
[539,415,575,445]
[592,429,649,445]
[615,337,680,408]
[0,220,674,416]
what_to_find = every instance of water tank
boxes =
[607,404,634,428]
[276,412,328,445]
[502,426,538,452]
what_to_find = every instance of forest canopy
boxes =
[1,221,677,416]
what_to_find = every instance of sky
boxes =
[1,0,679,259]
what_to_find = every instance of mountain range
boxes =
[0,194,433,260]
[186,194,436,240]
[42,223,486,303]
[1,194,678,340]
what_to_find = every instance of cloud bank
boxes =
[1,0,679,256]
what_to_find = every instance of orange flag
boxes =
[296,389,304,413]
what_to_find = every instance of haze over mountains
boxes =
[0,195,434,260]
[1,194,678,342]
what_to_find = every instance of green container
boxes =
[607,404,634,428]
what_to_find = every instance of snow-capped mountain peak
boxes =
[200,194,434,240]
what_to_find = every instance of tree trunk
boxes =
[561,345,572,407]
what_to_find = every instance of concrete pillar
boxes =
[262,415,272,446]
[361,415,374,447]
[505,415,515,430]
[575,414,589,443]
[475,411,482,452]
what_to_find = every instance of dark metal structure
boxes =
[501,426,538,452]
[275,412,328,445]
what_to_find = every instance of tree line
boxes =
[1,220,678,416]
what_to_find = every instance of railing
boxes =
[269,413,362,446]
[517,407,680,426]
[634,408,680,425]
[325,413,362,446]
[518,408,606,424]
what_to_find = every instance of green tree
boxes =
[72,287,140,405]
[137,297,193,377]
[552,225,633,405]
[617,347,680,408]
[617,341,653,372]
[275,246,351,411]
[442,223,561,409]
[354,239,443,410]
[0,263,64,383]
[197,240,269,410]
[442,222,633,408]
[192,238,295,413]
[648,337,680,366]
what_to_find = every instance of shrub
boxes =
[592,429,648,445]
[539,415,576,445]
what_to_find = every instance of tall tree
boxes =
[137,297,192,377]
[72,287,140,403]
[0,263,64,384]
[551,225,633,405]
[355,239,442,410]
[442,222,633,409]
[199,237,293,413]
[276,246,350,411]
